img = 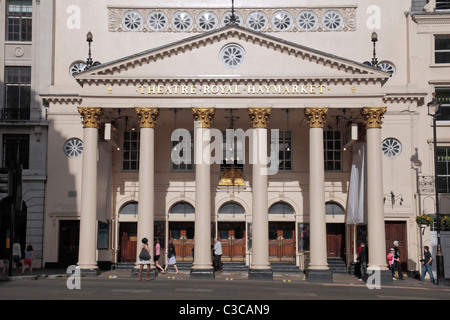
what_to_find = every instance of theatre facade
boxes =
[40,1,450,282]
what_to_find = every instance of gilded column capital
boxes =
[78,107,103,129]
[304,107,328,128]
[248,107,271,129]
[192,107,215,128]
[135,107,159,128]
[361,107,387,129]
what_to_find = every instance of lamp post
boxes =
[427,97,445,285]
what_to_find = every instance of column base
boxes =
[306,269,333,283]
[75,268,101,277]
[190,268,215,279]
[366,268,393,287]
[248,268,273,281]
[131,267,157,279]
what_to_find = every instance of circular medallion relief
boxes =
[64,138,84,158]
[382,138,402,159]
[122,10,144,31]
[220,44,245,68]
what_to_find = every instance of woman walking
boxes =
[154,238,164,274]
[164,240,179,274]
[138,238,151,281]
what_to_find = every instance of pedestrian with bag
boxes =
[138,237,151,281]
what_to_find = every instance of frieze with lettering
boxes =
[132,84,328,96]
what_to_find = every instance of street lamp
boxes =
[427,96,445,285]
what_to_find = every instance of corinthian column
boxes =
[304,107,332,283]
[135,107,159,278]
[248,107,273,280]
[191,107,215,279]
[361,107,392,285]
[76,107,103,276]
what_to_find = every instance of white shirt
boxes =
[12,243,21,258]
[214,241,222,255]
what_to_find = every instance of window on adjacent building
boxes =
[6,0,32,42]
[437,147,450,194]
[435,88,450,121]
[435,36,450,64]
[436,0,450,10]
[323,129,342,171]
[2,134,29,169]
[4,66,31,120]
[122,131,139,171]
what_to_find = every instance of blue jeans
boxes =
[421,264,434,283]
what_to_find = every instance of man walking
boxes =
[213,238,223,272]
[357,242,368,281]
[420,246,434,284]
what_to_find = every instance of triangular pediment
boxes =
[74,24,390,86]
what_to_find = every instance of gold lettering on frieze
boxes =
[133,84,327,96]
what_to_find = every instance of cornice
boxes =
[411,12,450,24]
[41,94,82,105]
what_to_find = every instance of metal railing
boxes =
[0,108,30,121]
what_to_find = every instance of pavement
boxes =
[1,267,446,289]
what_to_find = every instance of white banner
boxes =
[346,143,366,224]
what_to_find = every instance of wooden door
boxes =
[326,223,345,258]
[169,222,194,261]
[385,222,407,271]
[218,222,245,262]
[59,220,79,266]
[269,222,295,262]
[119,222,137,262]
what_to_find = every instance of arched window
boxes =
[269,202,294,214]
[218,202,245,214]
[325,201,345,215]
[120,201,138,215]
[170,202,195,214]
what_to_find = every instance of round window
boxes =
[172,11,193,31]
[197,11,218,31]
[64,138,84,158]
[246,11,268,31]
[147,11,168,31]
[69,61,86,77]
[222,11,243,26]
[322,10,344,31]
[297,10,318,31]
[122,10,143,31]
[382,138,402,158]
[378,61,396,78]
[272,11,293,31]
[220,44,245,68]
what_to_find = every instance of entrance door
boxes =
[269,222,295,262]
[385,221,407,272]
[218,222,245,262]
[169,222,194,261]
[326,223,345,258]
[59,220,79,266]
[119,222,137,262]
